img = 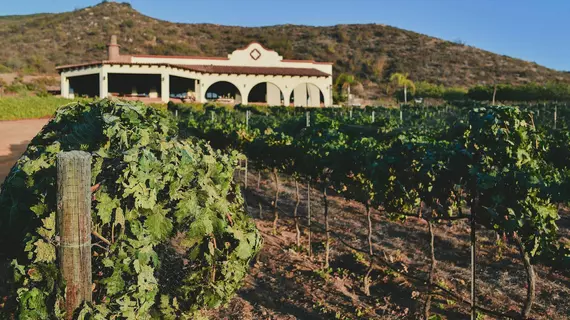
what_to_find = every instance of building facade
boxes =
[56,36,333,106]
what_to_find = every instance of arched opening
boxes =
[205,81,242,104]
[291,83,325,107]
[247,82,284,105]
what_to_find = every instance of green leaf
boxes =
[36,212,56,240]
[33,240,55,263]
[103,269,125,296]
[144,212,173,242]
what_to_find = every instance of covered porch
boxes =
[58,63,332,106]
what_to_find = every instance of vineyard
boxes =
[172,102,570,319]
[0,100,569,319]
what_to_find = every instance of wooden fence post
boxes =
[56,151,92,319]
[554,105,557,129]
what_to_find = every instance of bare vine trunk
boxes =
[272,168,279,235]
[514,234,535,319]
[423,220,436,320]
[257,170,263,219]
[307,179,312,258]
[363,201,374,296]
[323,186,330,269]
[244,158,248,190]
[470,196,478,320]
[293,179,301,247]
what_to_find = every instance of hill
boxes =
[1,1,569,99]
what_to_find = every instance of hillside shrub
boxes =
[467,82,570,102]
[0,100,261,319]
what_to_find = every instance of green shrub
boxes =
[467,82,570,102]
[442,87,467,101]
[0,100,261,319]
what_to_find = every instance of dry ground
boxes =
[0,118,49,184]
[208,171,570,320]
[0,123,568,319]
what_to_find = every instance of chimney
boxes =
[107,35,120,61]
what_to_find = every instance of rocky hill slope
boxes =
[1,1,568,96]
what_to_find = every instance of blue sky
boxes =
[4,0,570,71]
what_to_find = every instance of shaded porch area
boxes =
[69,74,99,98]
[108,73,162,99]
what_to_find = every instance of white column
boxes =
[282,85,292,106]
[99,69,108,99]
[199,80,207,103]
[60,74,70,98]
[294,84,308,107]
[237,91,245,104]
[194,79,201,102]
[267,83,281,106]
[308,84,320,107]
[161,72,170,103]
[239,84,248,105]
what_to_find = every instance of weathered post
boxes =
[554,105,557,129]
[306,111,310,127]
[56,151,92,319]
[371,110,375,123]
[246,110,250,129]
[244,157,248,190]
[307,179,312,258]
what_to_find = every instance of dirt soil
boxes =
[208,171,570,320]
[0,124,568,319]
[0,118,49,184]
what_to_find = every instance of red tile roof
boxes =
[132,54,230,60]
[56,61,330,77]
[172,64,330,77]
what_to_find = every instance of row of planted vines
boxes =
[173,102,570,319]
[0,101,262,319]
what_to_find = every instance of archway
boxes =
[291,83,324,107]
[205,81,242,104]
[247,82,284,105]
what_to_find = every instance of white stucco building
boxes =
[56,36,333,106]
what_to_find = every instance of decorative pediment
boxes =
[228,43,283,66]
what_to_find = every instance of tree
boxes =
[390,72,415,104]
[335,73,356,105]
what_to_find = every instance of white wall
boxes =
[61,63,333,106]
[131,43,333,75]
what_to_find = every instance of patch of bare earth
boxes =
[208,171,570,320]
[0,118,49,184]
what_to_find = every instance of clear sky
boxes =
[3,0,570,71]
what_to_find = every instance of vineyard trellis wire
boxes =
[0,100,263,319]
[174,101,570,319]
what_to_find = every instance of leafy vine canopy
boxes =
[0,100,261,319]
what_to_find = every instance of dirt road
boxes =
[0,119,49,184]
